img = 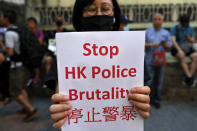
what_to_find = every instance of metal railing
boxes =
[32,3,197,27]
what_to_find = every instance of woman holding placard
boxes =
[49,0,151,129]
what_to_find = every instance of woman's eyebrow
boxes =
[102,3,113,7]
[84,4,96,9]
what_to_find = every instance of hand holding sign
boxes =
[50,86,150,129]
[50,94,72,129]
[128,86,150,119]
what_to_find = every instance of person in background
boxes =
[27,17,44,87]
[55,16,68,33]
[145,13,172,109]
[45,16,68,74]
[49,0,151,129]
[43,16,68,92]
[119,14,133,31]
[0,22,11,105]
[1,10,38,121]
[27,17,44,46]
[170,14,197,88]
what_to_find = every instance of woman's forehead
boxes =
[91,0,113,6]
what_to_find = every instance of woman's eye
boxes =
[87,8,97,12]
[102,8,110,11]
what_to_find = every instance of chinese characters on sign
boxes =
[67,106,137,125]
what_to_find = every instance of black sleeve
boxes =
[144,61,151,86]
[0,48,3,53]
[0,48,6,56]
[44,57,58,90]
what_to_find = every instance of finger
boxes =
[131,86,150,95]
[51,93,69,104]
[136,109,150,119]
[53,118,67,129]
[51,109,72,121]
[49,103,72,114]
[128,93,150,103]
[130,100,150,112]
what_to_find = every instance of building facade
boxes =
[1,0,197,30]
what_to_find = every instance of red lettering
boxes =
[68,108,83,125]
[120,106,137,120]
[95,89,101,100]
[102,91,110,100]
[112,65,116,78]
[117,65,120,78]
[99,46,108,56]
[92,44,98,56]
[68,87,128,101]
[69,89,78,100]
[82,43,119,59]
[65,67,75,79]
[102,69,111,78]
[126,90,129,95]
[121,68,128,77]
[102,107,119,122]
[65,67,87,79]
[92,66,101,78]
[86,91,95,100]
[120,88,126,98]
[80,91,85,100]
[83,43,91,56]
[116,87,119,99]
[91,65,136,79]
[110,46,119,59]
[129,68,136,77]
[84,107,102,122]
[77,67,87,79]
[111,87,114,99]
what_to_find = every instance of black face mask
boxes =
[56,20,63,27]
[80,15,114,31]
[181,22,189,28]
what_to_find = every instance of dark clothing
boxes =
[171,45,195,56]
[44,29,69,90]
[170,25,196,56]
[9,66,32,97]
[0,27,10,99]
[0,61,10,99]
[170,25,195,45]
[146,65,165,104]
[144,61,151,86]
[49,29,68,39]
[44,57,58,90]
[0,49,4,54]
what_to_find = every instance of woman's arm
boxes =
[145,43,159,48]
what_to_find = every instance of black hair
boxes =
[72,0,121,31]
[27,17,38,24]
[179,14,190,27]
[3,10,17,24]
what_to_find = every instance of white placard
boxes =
[48,39,56,54]
[56,31,145,131]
